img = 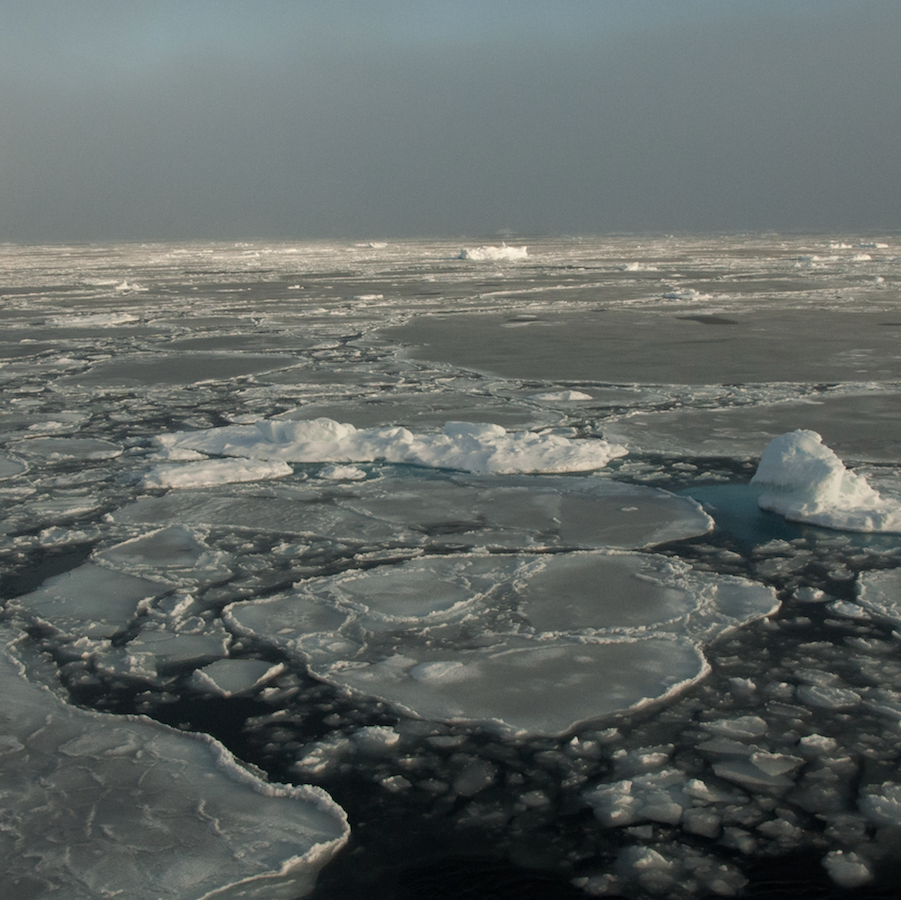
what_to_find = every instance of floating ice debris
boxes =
[141,457,293,489]
[49,311,140,325]
[0,631,348,900]
[191,659,286,696]
[822,851,873,889]
[0,453,27,478]
[457,243,528,261]
[7,437,123,460]
[860,782,901,827]
[751,430,901,532]
[662,288,709,300]
[317,464,367,480]
[225,551,777,737]
[153,417,627,474]
[11,563,169,638]
[858,569,901,627]
[529,390,593,401]
[315,636,707,738]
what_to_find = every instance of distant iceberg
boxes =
[457,243,528,261]
[751,430,901,532]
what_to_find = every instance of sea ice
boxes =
[225,551,777,737]
[750,430,901,532]
[141,457,294,488]
[11,563,169,638]
[192,659,286,697]
[152,416,627,475]
[822,851,873,889]
[0,453,27,478]
[7,436,123,460]
[601,393,901,464]
[116,472,712,552]
[857,569,901,626]
[313,636,707,738]
[0,631,348,900]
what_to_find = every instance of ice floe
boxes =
[0,629,348,900]
[115,473,713,550]
[5,235,901,898]
[751,430,901,532]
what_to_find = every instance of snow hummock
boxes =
[142,458,293,489]
[457,243,528,261]
[750,430,901,532]
[152,417,627,475]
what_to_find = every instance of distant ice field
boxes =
[2,235,901,899]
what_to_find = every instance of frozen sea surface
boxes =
[2,235,901,899]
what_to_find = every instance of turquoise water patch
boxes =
[679,484,809,548]
[680,483,901,552]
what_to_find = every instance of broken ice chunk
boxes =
[822,850,873,889]
[192,659,286,697]
[153,415,628,474]
[858,569,901,627]
[0,453,28,478]
[7,437,123,460]
[12,563,168,638]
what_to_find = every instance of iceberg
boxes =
[750,430,901,532]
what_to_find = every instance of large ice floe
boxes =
[0,628,349,900]
[122,471,714,551]
[751,430,901,532]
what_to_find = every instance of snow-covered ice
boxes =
[751,430,901,532]
[457,243,528,261]
[153,416,627,475]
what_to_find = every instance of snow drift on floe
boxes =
[751,430,901,532]
[150,417,627,475]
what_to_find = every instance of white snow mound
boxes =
[751,430,901,532]
[153,417,627,475]
[457,244,528,261]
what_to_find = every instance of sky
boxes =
[2,1,899,242]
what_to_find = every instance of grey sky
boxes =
[2,1,899,242]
